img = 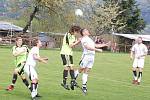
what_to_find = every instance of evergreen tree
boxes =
[120,0,145,34]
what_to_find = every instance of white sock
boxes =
[74,70,79,79]
[134,77,137,80]
[31,85,36,98]
[82,73,88,86]
[31,83,38,98]
[138,75,142,82]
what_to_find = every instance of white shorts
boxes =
[80,54,95,69]
[133,58,145,68]
[24,64,38,80]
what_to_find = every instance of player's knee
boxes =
[14,70,18,74]
[20,75,26,80]
[32,79,38,83]
[79,68,84,73]
[132,67,136,71]
[139,68,143,72]
[64,66,69,70]
[84,68,91,74]
[69,66,74,70]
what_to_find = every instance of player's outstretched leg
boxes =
[31,80,39,100]
[81,73,88,94]
[61,69,70,90]
[6,73,17,91]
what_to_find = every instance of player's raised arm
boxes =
[82,42,101,52]
[95,43,108,48]
[69,38,82,48]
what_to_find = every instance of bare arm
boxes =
[138,51,148,58]
[130,51,134,60]
[95,44,108,48]
[69,38,82,48]
[141,46,148,57]
[84,44,102,52]
[13,49,26,57]
[33,54,47,63]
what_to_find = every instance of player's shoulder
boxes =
[31,46,39,51]
[132,43,137,47]
[12,45,17,48]
[82,36,88,40]
[81,36,86,42]
[141,43,147,48]
[12,45,17,50]
[141,43,146,46]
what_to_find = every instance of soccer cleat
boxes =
[61,83,70,90]
[82,87,87,95]
[70,80,76,90]
[36,93,42,98]
[31,97,37,100]
[6,85,14,91]
[132,80,137,84]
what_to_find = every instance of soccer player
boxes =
[24,38,48,100]
[74,28,108,94]
[60,25,81,90]
[130,37,148,85]
[6,37,31,91]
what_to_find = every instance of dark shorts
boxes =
[16,63,25,75]
[61,54,73,67]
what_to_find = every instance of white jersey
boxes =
[81,36,95,55]
[80,36,95,68]
[131,43,148,59]
[25,46,40,67]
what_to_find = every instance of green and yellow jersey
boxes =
[12,45,29,67]
[60,33,76,55]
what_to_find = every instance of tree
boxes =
[90,0,126,34]
[23,0,65,33]
[22,0,96,33]
[88,0,145,34]
[120,0,145,34]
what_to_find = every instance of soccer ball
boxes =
[75,9,83,16]
[0,38,2,42]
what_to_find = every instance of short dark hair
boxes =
[69,25,81,33]
[16,37,22,41]
[32,38,39,46]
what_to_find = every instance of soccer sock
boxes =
[63,70,68,84]
[70,70,75,80]
[82,73,88,87]
[138,72,142,82]
[74,70,79,80]
[22,79,30,90]
[133,71,137,80]
[31,83,38,98]
[12,74,17,85]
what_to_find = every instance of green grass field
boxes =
[0,48,150,100]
